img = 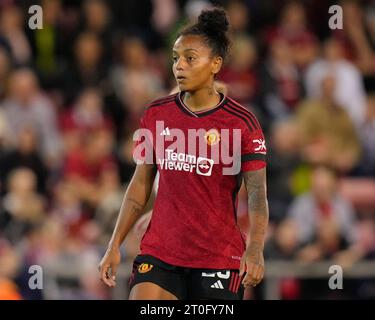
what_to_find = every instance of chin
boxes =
[178,84,189,92]
[180,83,199,93]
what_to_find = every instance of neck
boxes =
[183,85,221,112]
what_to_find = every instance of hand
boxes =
[98,246,121,287]
[239,246,265,288]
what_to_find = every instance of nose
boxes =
[175,57,185,71]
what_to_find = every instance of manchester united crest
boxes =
[138,263,153,273]
[205,129,220,146]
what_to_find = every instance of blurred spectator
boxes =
[334,219,375,269]
[296,75,361,173]
[265,219,300,260]
[0,240,22,300]
[352,94,375,176]
[0,5,32,65]
[264,1,318,70]
[264,217,303,300]
[81,0,114,63]
[26,216,66,266]
[26,0,80,99]
[0,46,12,100]
[151,0,179,36]
[27,0,64,81]
[339,177,375,215]
[0,106,8,153]
[95,169,125,246]
[305,38,367,127]
[287,166,356,254]
[259,37,302,123]
[164,0,212,55]
[225,0,251,35]
[2,68,62,166]
[110,36,164,120]
[50,179,89,240]
[63,129,116,207]
[333,1,375,91]
[266,119,301,222]
[63,32,107,104]
[77,248,107,299]
[59,87,113,154]
[1,168,46,244]
[0,127,48,195]
[109,0,163,49]
[218,34,258,106]
[297,218,347,263]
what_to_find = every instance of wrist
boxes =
[246,242,264,252]
[108,240,121,250]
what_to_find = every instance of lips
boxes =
[176,75,186,81]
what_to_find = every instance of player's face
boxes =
[172,35,222,92]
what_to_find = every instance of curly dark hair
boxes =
[177,8,231,61]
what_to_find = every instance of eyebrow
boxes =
[172,48,199,54]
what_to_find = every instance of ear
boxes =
[211,56,223,75]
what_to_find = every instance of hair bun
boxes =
[178,7,231,60]
[197,8,229,35]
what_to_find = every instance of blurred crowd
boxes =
[0,0,374,300]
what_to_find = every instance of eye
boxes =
[187,56,196,62]
[172,56,178,63]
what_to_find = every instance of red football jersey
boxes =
[133,92,267,269]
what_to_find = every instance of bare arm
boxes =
[108,163,157,249]
[240,167,269,287]
[245,167,269,254]
[99,163,157,287]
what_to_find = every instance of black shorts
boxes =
[128,255,244,300]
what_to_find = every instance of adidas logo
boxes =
[210,280,224,289]
[160,127,171,136]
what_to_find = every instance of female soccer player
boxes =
[98,8,269,300]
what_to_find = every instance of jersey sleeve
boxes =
[241,125,267,172]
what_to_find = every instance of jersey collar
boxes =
[175,91,227,118]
